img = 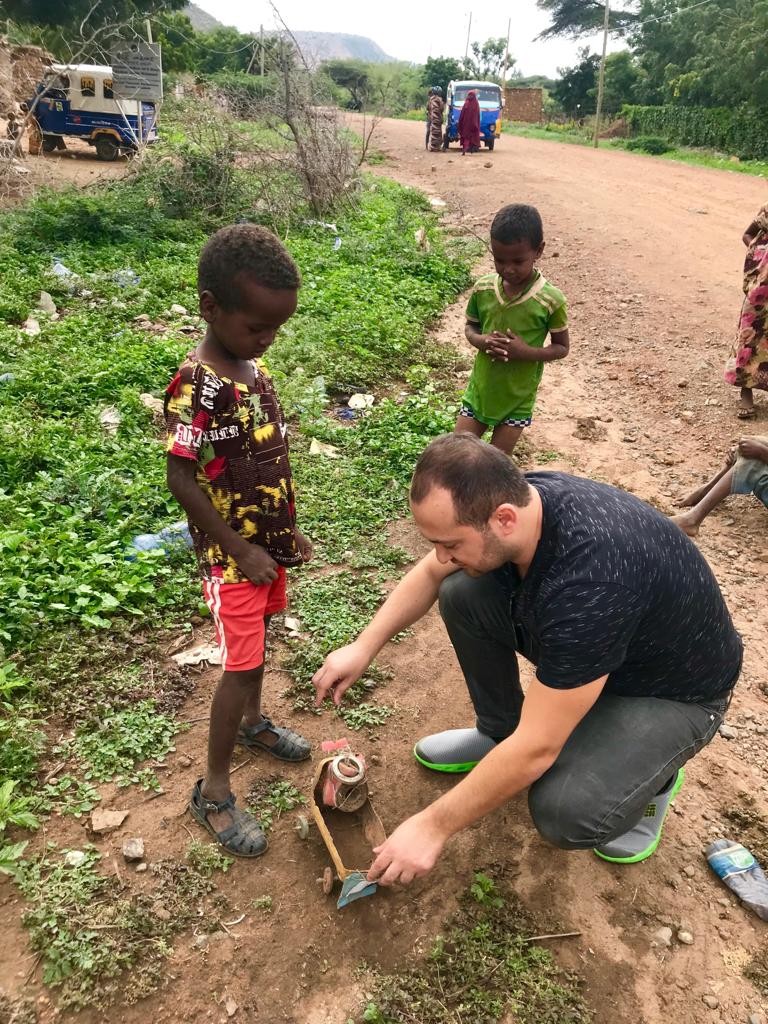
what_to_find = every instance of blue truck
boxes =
[443,79,503,152]
[30,63,158,161]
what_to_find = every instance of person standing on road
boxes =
[313,434,742,886]
[426,86,445,153]
[724,203,768,419]
[456,204,569,455]
[458,89,481,155]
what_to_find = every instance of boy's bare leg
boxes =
[202,665,264,830]
[739,386,755,419]
[671,469,734,537]
[241,615,276,745]
[679,459,732,507]
[490,423,524,455]
[455,414,486,439]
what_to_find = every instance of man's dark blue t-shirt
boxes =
[493,473,742,701]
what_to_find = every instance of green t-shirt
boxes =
[464,270,568,424]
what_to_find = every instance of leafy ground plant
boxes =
[17,845,233,1010]
[185,839,233,877]
[246,776,306,832]
[354,870,591,1024]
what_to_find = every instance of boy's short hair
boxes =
[490,204,544,249]
[198,223,301,310]
[410,433,531,527]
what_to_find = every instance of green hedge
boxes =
[622,104,768,161]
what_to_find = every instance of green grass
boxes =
[246,776,306,832]
[353,870,591,1023]
[508,122,768,177]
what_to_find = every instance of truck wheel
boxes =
[95,136,119,161]
[42,136,61,153]
[486,138,495,152]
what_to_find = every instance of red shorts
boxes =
[202,568,287,672]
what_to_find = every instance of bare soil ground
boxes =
[2,117,768,1024]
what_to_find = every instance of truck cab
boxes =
[443,80,503,151]
[30,63,158,160]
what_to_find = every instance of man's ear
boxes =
[493,503,520,535]
[199,290,217,324]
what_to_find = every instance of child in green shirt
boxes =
[457,204,570,454]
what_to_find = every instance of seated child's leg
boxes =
[679,456,733,508]
[671,468,735,537]
[490,423,524,455]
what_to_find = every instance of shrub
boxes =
[625,135,672,155]
[623,104,768,161]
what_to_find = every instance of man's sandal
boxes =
[189,779,268,858]
[237,717,311,762]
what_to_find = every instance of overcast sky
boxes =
[192,0,618,77]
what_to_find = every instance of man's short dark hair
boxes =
[198,223,301,311]
[490,204,544,249]
[410,434,531,527]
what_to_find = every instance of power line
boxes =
[624,0,719,33]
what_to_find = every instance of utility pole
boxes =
[260,24,265,77]
[500,17,511,88]
[593,0,610,148]
[464,11,472,66]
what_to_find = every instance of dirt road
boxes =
[4,119,767,1024]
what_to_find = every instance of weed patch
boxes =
[354,870,591,1024]
[17,845,232,1010]
[246,776,306,832]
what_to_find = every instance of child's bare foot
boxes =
[670,513,700,538]
[678,486,707,508]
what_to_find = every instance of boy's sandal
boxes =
[189,779,268,858]
[738,407,756,419]
[237,717,311,762]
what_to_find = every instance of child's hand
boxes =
[500,331,533,359]
[483,332,512,361]
[738,437,768,462]
[236,544,279,585]
[295,527,314,563]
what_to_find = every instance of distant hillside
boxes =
[183,3,223,32]
[182,8,393,65]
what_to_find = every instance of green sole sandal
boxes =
[413,727,497,774]
[594,768,685,865]
[189,779,268,858]
[237,717,311,762]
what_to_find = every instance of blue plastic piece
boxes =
[337,871,377,909]
[127,521,193,559]
[706,838,768,921]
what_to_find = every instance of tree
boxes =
[3,0,186,30]
[536,0,638,39]
[421,56,463,98]
[464,37,513,82]
[553,48,600,115]
[602,50,641,112]
[323,59,371,110]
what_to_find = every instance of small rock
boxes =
[169,303,188,315]
[90,808,129,834]
[193,933,209,951]
[154,905,172,922]
[22,316,40,336]
[483,161,493,168]
[135,862,148,873]
[677,380,688,388]
[678,930,694,945]
[122,837,145,862]
[64,850,87,867]
[680,411,695,423]
[748,1013,765,1024]
[99,406,121,435]
[719,723,738,740]
[178,753,194,768]
[683,864,696,878]
[133,313,151,323]
[37,291,57,315]
[225,997,238,1017]
[702,995,719,1010]
[652,926,673,948]
[139,393,164,417]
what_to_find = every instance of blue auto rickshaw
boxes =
[443,80,503,151]
[29,63,158,161]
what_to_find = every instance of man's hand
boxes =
[235,544,279,585]
[312,640,373,706]
[738,437,768,462]
[367,811,447,886]
[295,527,314,563]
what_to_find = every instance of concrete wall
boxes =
[504,87,543,124]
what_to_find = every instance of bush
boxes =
[623,104,768,161]
[625,135,672,155]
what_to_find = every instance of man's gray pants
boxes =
[438,571,733,850]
